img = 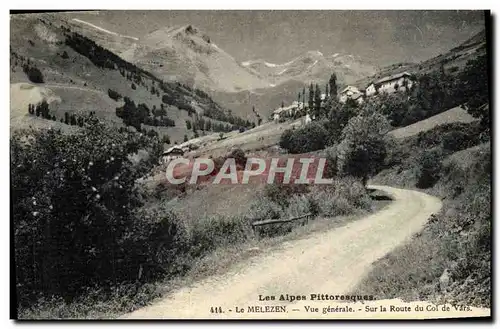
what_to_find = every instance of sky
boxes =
[71,10,486,67]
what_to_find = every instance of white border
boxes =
[2,2,498,328]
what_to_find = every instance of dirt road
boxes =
[122,185,444,319]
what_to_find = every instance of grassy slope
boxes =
[352,127,491,308]
[389,106,478,139]
[9,14,239,144]
[353,29,487,90]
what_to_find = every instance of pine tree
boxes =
[308,83,314,110]
[314,84,322,118]
[325,83,329,98]
[329,73,337,99]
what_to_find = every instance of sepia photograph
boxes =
[9,9,492,320]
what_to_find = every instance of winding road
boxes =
[122,185,444,319]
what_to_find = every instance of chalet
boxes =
[161,146,185,164]
[339,85,364,105]
[273,101,304,122]
[366,71,414,96]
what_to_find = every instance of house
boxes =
[273,101,304,122]
[273,107,284,122]
[365,83,377,97]
[161,146,185,164]
[367,71,414,96]
[339,85,364,104]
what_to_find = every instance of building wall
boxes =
[366,84,376,97]
[378,76,413,94]
[162,154,182,164]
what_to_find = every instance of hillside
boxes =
[10,14,251,144]
[56,16,380,120]
[389,106,478,139]
[353,29,487,90]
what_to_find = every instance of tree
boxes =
[308,83,314,110]
[279,121,329,154]
[325,83,329,98]
[11,118,165,306]
[183,135,188,142]
[186,120,192,130]
[456,55,489,129]
[162,134,171,144]
[23,65,44,83]
[108,89,122,101]
[416,149,442,188]
[314,84,322,119]
[329,73,337,99]
[337,111,391,185]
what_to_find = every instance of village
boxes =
[161,71,415,164]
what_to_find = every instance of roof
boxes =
[375,71,412,85]
[340,85,360,94]
[351,93,363,100]
[274,102,301,114]
[163,146,184,155]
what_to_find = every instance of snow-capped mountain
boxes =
[241,50,377,86]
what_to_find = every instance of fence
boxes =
[251,212,314,237]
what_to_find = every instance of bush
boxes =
[442,130,474,152]
[264,183,309,209]
[23,65,44,83]
[416,149,443,188]
[188,215,251,258]
[245,196,282,222]
[323,145,338,178]
[228,148,247,168]
[11,119,163,307]
[279,122,328,154]
[337,112,390,184]
[107,89,122,101]
[308,178,371,217]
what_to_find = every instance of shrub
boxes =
[228,148,247,168]
[442,130,474,152]
[188,215,251,257]
[245,196,282,222]
[323,145,338,178]
[283,194,311,218]
[308,178,371,217]
[107,89,122,101]
[23,65,44,83]
[11,119,163,307]
[337,112,390,184]
[416,149,443,188]
[279,121,328,154]
[264,183,309,209]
